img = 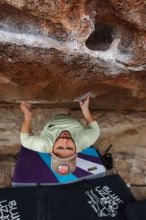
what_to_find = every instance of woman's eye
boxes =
[57,146,64,150]
[66,147,73,150]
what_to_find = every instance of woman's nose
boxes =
[62,138,68,145]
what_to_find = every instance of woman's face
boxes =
[53,131,76,158]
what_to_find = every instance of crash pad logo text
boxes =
[0,200,20,220]
[85,186,123,217]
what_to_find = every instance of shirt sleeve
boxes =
[77,121,100,151]
[20,133,52,153]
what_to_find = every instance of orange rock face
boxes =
[0,0,145,110]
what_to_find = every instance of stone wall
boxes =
[0,0,146,110]
[0,106,146,200]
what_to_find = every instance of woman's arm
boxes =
[20,101,32,133]
[20,101,52,152]
[78,96,100,150]
[79,96,95,124]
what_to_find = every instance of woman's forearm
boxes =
[21,115,32,133]
[79,96,95,124]
[82,109,95,124]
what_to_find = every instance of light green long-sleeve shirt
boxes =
[20,114,100,153]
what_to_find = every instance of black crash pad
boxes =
[124,199,146,220]
[0,175,136,220]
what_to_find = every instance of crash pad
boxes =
[12,146,106,186]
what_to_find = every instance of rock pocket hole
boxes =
[86,22,114,51]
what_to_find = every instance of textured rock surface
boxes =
[0,0,146,200]
[0,158,15,187]
[108,0,146,30]
[0,0,145,109]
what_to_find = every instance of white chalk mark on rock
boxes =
[0,28,144,72]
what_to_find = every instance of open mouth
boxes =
[59,131,71,137]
